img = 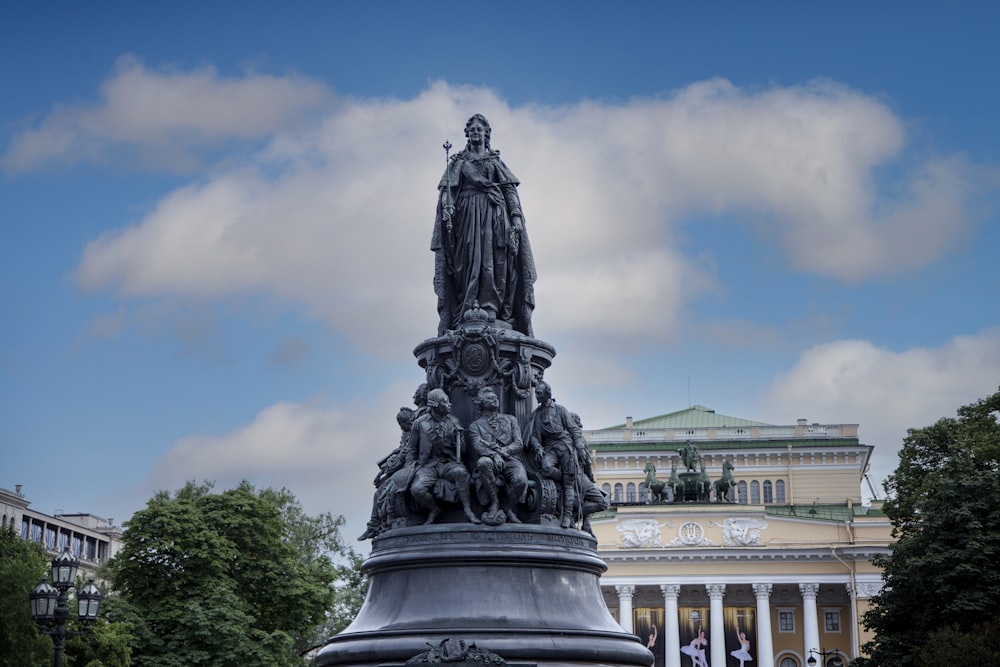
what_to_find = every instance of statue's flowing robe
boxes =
[431,149,536,336]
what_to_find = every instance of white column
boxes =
[661,584,681,667]
[752,583,775,667]
[706,584,726,667]
[799,583,821,662]
[846,582,858,661]
[616,584,636,633]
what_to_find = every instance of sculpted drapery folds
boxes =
[432,114,536,336]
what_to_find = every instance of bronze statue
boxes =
[526,381,585,529]
[643,461,668,504]
[432,114,536,336]
[569,412,610,535]
[667,461,682,502]
[359,407,419,540]
[713,459,736,503]
[679,440,699,472]
[410,388,481,525]
[468,387,528,525]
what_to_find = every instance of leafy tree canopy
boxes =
[857,388,1000,667]
[108,480,366,667]
[0,526,51,667]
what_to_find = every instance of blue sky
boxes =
[3,2,998,544]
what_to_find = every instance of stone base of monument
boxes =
[314,524,652,667]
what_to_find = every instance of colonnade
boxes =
[612,583,831,667]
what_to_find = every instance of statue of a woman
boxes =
[431,114,536,336]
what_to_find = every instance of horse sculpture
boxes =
[667,461,683,502]
[713,459,736,503]
[643,461,668,504]
[696,458,712,502]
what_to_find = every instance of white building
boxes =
[1,484,124,577]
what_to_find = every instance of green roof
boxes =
[591,438,862,452]
[605,405,772,430]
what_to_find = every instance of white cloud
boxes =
[2,55,331,172]
[757,328,1000,496]
[69,76,984,363]
[147,381,417,543]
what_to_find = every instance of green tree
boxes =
[0,525,51,667]
[856,388,1000,667]
[108,481,364,666]
[64,592,135,667]
[258,487,368,653]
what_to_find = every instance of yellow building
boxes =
[585,405,891,667]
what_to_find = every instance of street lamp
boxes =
[29,547,104,667]
[806,648,844,667]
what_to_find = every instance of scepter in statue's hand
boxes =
[442,140,454,234]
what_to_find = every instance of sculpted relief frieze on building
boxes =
[708,517,769,546]
[614,516,769,548]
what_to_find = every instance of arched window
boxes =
[626,483,636,503]
[778,657,799,667]
[738,481,748,504]
[602,483,612,497]
[614,483,624,503]
[776,479,786,503]
[750,480,761,504]
[638,483,649,503]
[763,480,773,504]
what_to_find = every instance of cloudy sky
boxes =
[3,3,998,547]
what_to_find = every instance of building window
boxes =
[779,657,799,667]
[763,480,773,504]
[776,479,786,503]
[626,483,636,503]
[602,483,612,497]
[45,526,56,550]
[751,481,761,504]
[614,483,623,503]
[738,481,748,504]
[778,609,795,632]
[824,610,841,632]
[638,484,649,503]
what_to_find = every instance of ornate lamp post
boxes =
[29,548,104,667]
[806,648,844,667]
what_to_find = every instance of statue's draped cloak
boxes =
[431,149,536,336]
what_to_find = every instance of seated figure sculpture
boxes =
[358,406,418,540]
[410,388,482,525]
[468,386,528,525]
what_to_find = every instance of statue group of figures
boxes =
[358,114,613,541]
[642,442,737,504]
[359,380,610,540]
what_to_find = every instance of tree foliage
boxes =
[856,388,1000,667]
[0,525,51,667]
[108,481,366,666]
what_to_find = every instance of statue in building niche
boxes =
[432,114,536,337]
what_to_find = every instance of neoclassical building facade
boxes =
[584,405,890,667]
[1,484,123,579]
